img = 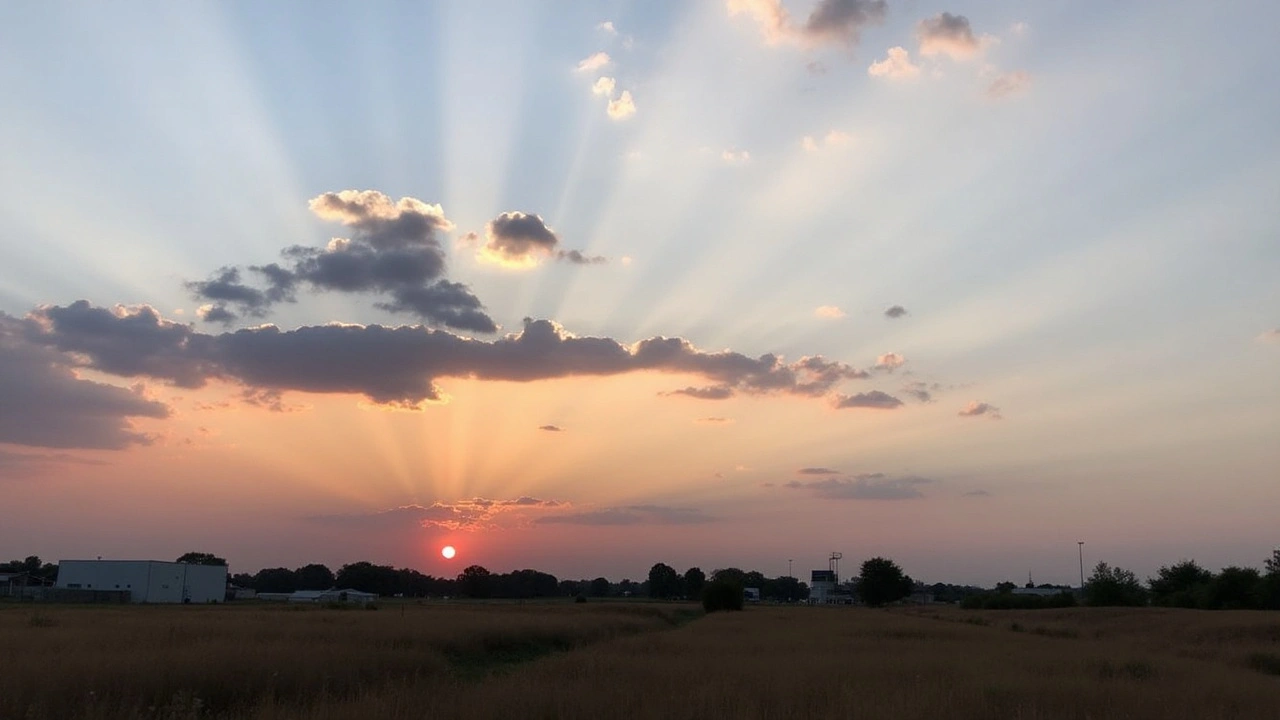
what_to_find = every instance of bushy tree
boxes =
[857,557,913,607]
[1265,549,1280,576]
[252,567,298,593]
[1204,566,1262,610]
[294,563,335,590]
[702,577,744,613]
[457,565,492,598]
[1085,562,1146,606]
[1148,560,1212,608]
[682,567,706,599]
[176,552,226,566]
[648,563,681,599]
[589,577,611,597]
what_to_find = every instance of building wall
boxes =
[56,561,226,603]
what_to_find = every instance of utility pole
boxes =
[788,559,793,579]
[1077,541,1085,591]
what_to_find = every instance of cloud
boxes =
[1258,329,1280,343]
[1009,21,1029,36]
[607,90,636,119]
[797,467,840,475]
[958,400,1002,419]
[186,190,495,333]
[1,313,169,449]
[987,70,1031,99]
[539,424,563,432]
[591,76,616,96]
[964,489,992,497]
[786,473,933,500]
[884,305,908,318]
[696,416,734,424]
[806,61,828,75]
[833,391,903,409]
[315,497,565,532]
[24,304,872,409]
[802,131,853,152]
[728,0,886,48]
[874,352,905,372]
[197,304,237,325]
[901,381,936,403]
[917,13,981,60]
[240,388,305,413]
[722,148,751,164]
[868,46,920,79]
[537,504,714,526]
[577,52,611,73]
[664,385,734,400]
[0,448,107,479]
[469,212,605,268]
[598,21,617,34]
[814,305,845,318]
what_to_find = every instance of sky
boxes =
[1,1,1277,587]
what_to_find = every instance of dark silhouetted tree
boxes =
[682,567,706,599]
[1205,566,1262,610]
[702,577,744,613]
[711,568,745,586]
[589,577,610,597]
[176,552,227,566]
[458,565,492,598]
[1148,560,1212,608]
[1085,562,1146,606]
[294,563,335,590]
[648,563,681,599]
[995,581,1016,594]
[1265,549,1280,576]
[252,567,298,593]
[857,557,913,607]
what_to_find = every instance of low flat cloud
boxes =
[1,313,169,450]
[802,130,852,152]
[797,467,840,475]
[964,489,992,497]
[884,305,908,318]
[664,385,734,400]
[958,400,1002,419]
[917,12,981,60]
[987,70,1031,99]
[901,381,936,403]
[729,0,887,48]
[0,448,106,479]
[186,190,495,333]
[834,391,904,409]
[868,47,920,79]
[538,424,564,432]
[537,504,714,526]
[722,148,751,164]
[786,473,934,500]
[23,303,873,409]
[814,305,845,318]
[696,416,734,424]
[314,497,564,532]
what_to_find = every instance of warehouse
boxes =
[55,560,227,604]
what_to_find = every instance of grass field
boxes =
[4,601,1279,719]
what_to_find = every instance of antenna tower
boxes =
[829,552,842,582]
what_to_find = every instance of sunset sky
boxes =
[2,1,1277,587]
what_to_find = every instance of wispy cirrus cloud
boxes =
[536,504,714,526]
[785,473,934,500]
[313,497,565,532]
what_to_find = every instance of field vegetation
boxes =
[4,601,1280,719]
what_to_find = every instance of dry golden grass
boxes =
[5,602,1279,719]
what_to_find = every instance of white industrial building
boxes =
[55,560,227,604]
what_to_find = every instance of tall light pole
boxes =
[1077,541,1085,590]
[787,559,794,603]
[788,559,793,579]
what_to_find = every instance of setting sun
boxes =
[441,545,456,560]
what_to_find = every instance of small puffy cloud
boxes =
[476,212,560,268]
[814,305,845,319]
[607,90,636,119]
[537,504,714,526]
[958,400,1002,419]
[987,70,1031,98]
[240,388,305,413]
[577,52,611,73]
[539,424,563,432]
[884,305,908,318]
[591,76,616,96]
[874,352,905,372]
[197,304,237,325]
[797,467,840,475]
[868,47,920,79]
[786,473,933,500]
[901,381,935,403]
[598,21,617,34]
[802,131,852,151]
[722,148,751,164]
[1257,328,1280,343]
[917,13,981,60]
[728,0,886,48]
[558,249,607,265]
[833,390,903,409]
